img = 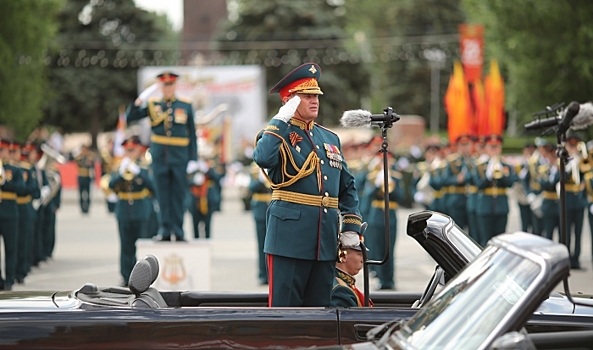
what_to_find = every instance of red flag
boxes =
[484,59,505,135]
[444,61,472,144]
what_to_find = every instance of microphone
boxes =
[569,102,593,130]
[524,101,580,132]
[341,107,400,128]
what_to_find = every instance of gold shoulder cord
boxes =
[261,135,321,192]
[148,101,167,127]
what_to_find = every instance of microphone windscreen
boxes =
[571,102,593,130]
[340,109,372,128]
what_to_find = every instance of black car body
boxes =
[1,211,593,349]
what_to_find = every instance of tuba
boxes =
[491,156,503,180]
[36,143,66,208]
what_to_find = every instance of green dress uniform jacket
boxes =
[126,97,197,165]
[188,164,225,239]
[330,268,370,307]
[0,163,24,288]
[472,158,517,246]
[74,152,95,213]
[253,118,362,261]
[15,162,40,282]
[441,154,471,229]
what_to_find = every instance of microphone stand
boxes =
[362,107,398,307]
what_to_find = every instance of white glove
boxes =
[486,159,495,180]
[518,167,528,180]
[374,171,384,187]
[107,193,118,203]
[526,193,536,204]
[590,204,593,215]
[186,160,200,174]
[272,95,300,123]
[414,191,426,204]
[549,166,558,184]
[193,172,205,185]
[197,159,209,173]
[340,231,361,249]
[40,185,51,199]
[119,157,131,175]
[258,169,268,183]
[128,162,140,176]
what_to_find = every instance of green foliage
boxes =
[215,0,370,125]
[462,0,593,127]
[43,0,176,146]
[0,0,61,140]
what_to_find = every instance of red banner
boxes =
[459,24,484,82]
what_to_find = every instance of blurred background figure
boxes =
[248,162,271,285]
[100,138,117,214]
[187,156,225,239]
[72,144,96,214]
[108,136,155,286]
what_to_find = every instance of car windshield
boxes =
[387,245,542,350]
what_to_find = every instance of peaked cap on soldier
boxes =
[269,62,323,100]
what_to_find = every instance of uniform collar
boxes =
[290,118,315,130]
[336,268,356,285]
[163,96,177,103]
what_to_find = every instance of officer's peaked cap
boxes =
[269,62,323,100]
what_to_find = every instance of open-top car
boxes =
[1,211,593,349]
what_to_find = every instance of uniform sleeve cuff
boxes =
[341,214,362,233]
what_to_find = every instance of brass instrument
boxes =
[0,160,5,185]
[35,143,65,208]
[578,142,592,173]
[491,156,503,180]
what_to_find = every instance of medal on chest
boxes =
[324,143,343,170]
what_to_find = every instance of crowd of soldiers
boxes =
[0,139,62,290]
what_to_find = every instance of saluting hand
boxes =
[272,95,300,123]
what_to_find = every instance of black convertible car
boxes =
[1,211,593,349]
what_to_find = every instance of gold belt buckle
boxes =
[321,196,330,207]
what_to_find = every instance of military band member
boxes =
[514,142,536,233]
[73,144,95,214]
[583,143,593,265]
[249,162,272,285]
[11,141,40,284]
[253,62,362,307]
[441,135,474,230]
[412,143,440,210]
[472,135,517,246]
[536,143,560,242]
[524,139,548,235]
[188,158,224,239]
[0,138,25,290]
[363,151,404,290]
[41,158,61,260]
[108,136,155,286]
[466,136,485,237]
[22,143,46,274]
[562,134,587,269]
[127,71,198,242]
[330,232,372,307]
[100,139,117,213]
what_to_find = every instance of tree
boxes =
[0,0,61,139]
[462,0,593,129]
[43,0,177,148]
[215,0,370,126]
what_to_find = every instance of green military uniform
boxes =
[465,157,480,238]
[331,268,368,307]
[472,155,517,247]
[363,165,404,290]
[41,163,61,260]
[126,72,197,241]
[31,163,49,267]
[441,153,471,230]
[109,140,155,285]
[15,158,40,283]
[248,162,272,285]
[188,161,224,239]
[253,63,362,307]
[583,171,593,264]
[428,159,446,214]
[0,142,25,290]
[74,148,95,214]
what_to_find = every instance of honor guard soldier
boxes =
[536,142,561,242]
[363,151,404,290]
[471,135,517,246]
[73,144,95,214]
[253,62,362,307]
[22,142,45,276]
[41,155,61,261]
[466,136,485,236]
[441,135,474,230]
[11,141,41,284]
[127,72,198,242]
[100,139,117,213]
[330,232,372,307]
[187,157,225,239]
[0,139,25,290]
[582,142,593,264]
[412,143,440,210]
[108,136,155,286]
[248,161,272,285]
[514,142,537,233]
[562,133,588,269]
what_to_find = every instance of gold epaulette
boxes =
[315,123,338,136]
[177,96,192,104]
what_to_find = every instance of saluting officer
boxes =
[0,138,25,290]
[248,161,272,285]
[109,136,155,286]
[472,135,517,246]
[11,141,40,284]
[363,151,404,290]
[253,62,362,307]
[127,72,198,242]
[73,144,95,214]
